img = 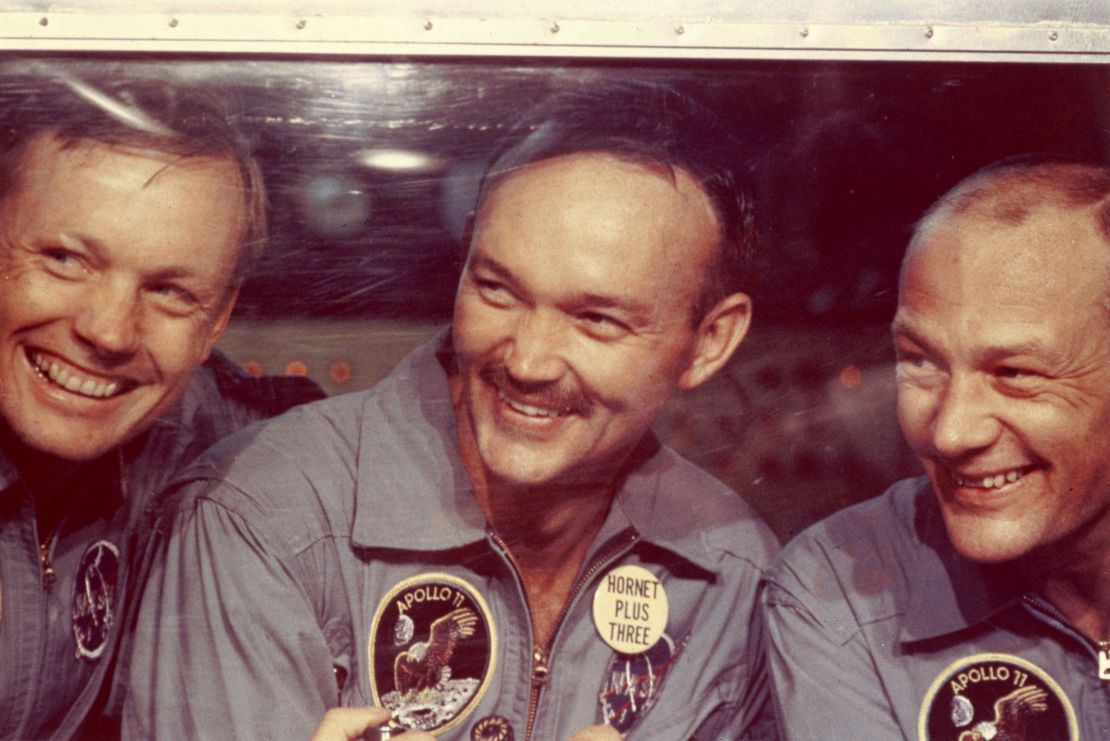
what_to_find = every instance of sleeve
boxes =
[760,572,903,740]
[122,484,338,740]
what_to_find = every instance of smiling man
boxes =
[126,84,778,740]
[761,158,1110,739]
[0,76,323,739]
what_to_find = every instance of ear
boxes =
[200,283,241,361]
[678,292,752,391]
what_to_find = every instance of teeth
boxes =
[956,468,1028,489]
[499,390,559,418]
[31,352,121,399]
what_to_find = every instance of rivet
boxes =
[424,20,433,31]
[295,19,307,30]
[1049,31,1059,41]
[924,26,934,39]
[38,16,48,27]
[168,18,178,28]
[675,25,685,35]
[800,26,809,38]
[550,22,560,34]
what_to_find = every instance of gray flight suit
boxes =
[125,330,780,741]
[762,477,1108,740]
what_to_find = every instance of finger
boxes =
[566,724,623,741]
[309,706,392,741]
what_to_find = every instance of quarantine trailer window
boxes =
[1,54,1105,539]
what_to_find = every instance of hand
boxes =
[308,707,434,741]
[566,725,623,741]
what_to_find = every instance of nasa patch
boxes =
[599,632,682,733]
[917,653,1078,740]
[369,573,496,735]
[72,539,120,660]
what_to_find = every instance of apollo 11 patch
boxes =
[369,573,496,735]
[917,653,1077,740]
[72,539,120,660]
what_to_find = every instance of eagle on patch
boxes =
[394,607,479,696]
[957,686,1049,741]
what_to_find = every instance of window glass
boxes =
[4,56,1105,538]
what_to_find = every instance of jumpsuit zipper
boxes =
[490,528,639,741]
[33,449,125,591]
[1022,594,1110,681]
[38,533,58,590]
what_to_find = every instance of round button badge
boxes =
[592,564,668,654]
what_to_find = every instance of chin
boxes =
[943,516,1038,566]
[481,451,564,489]
[27,433,123,464]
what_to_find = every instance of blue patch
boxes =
[599,632,680,733]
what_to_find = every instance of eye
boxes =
[39,246,87,278]
[993,365,1046,396]
[894,345,941,381]
[996,365,1037,380]
[473,276,516,307]
[895,348,932,369]
[145,282,199,316]
[578,311,631,340]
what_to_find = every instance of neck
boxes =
[478,476,614,564]
[1020,517,1110,643]
[1,423,96,535]
[474,474,615,646]
[453,407,625,644]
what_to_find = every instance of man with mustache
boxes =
[761,157,1110,739]
[126,84,778,740]
[0,74,322,739]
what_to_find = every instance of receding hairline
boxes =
[472,150,723,315]
[478,150,715,217]
[909,160,1110,253]
[901,161,1110,327]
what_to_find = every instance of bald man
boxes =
[762,158,1110,739]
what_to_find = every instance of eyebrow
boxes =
[892,316,1056,363]
[57,231,100,254]
[466,253,515,283]
[890,318,934,353]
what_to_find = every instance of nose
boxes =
[502,309,568,385]
[930,373,1000,459]
[73,277,142,360]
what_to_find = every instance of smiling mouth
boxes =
[30,351,127,399]
[953,466,1034,490]
[498,389,564,419]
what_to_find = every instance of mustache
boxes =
[479,363,593,416]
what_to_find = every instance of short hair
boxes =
[0,72,266,283]
[909,155,1110,252]
[472,82,759,323]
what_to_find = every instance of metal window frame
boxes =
[0,8,1107,62]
